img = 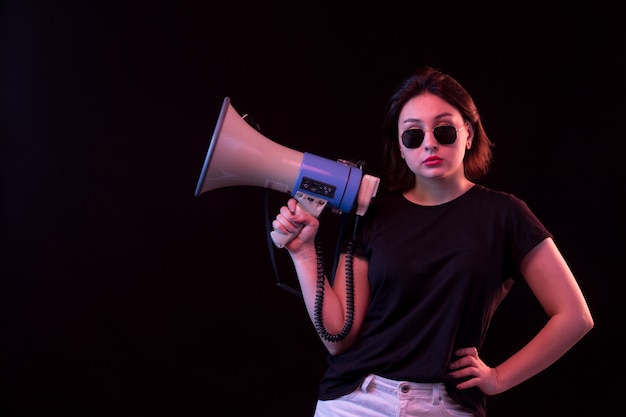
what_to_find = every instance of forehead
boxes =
[399,93,461,122]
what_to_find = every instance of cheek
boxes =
[401,150,422,169]
[455,144,469,159]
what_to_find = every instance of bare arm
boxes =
[449,237,594,394]
[273,198,370,355]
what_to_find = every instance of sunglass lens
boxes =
[401,129,424,148]
[434,126,457,144]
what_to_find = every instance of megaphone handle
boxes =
[270,223,304,249]
[270,192,328,248]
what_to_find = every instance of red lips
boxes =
[423,156,443,165]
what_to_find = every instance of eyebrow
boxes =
[401,113,456,124]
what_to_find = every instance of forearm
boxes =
[289,247,357,354]
[493,312,593,393]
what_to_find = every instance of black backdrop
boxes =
[2,1,624,416]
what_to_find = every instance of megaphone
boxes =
[195,97,380,247]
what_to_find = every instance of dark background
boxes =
[2,1,624,416]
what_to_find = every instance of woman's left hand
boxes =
[448,347,500,395]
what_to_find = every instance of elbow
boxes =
[573,308,594,340]
[582,311,594,335]
[325,337,356,356]
[326,344,348,356]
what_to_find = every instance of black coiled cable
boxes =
[313,236,356,342]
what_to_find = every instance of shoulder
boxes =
[469,184,529,208]
[465,185,547,230]
[356,191,406,226]
[365,191,405,212]
[471,184,517,200]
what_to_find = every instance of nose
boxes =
[422,129,438,149]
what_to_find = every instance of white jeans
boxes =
[313,374,473,417]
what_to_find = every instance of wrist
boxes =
[289,244,317,263]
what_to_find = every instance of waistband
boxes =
[361,374,446,394]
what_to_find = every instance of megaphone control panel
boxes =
[295,152,363,215]
[300,177,336,199]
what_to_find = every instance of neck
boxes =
[404,177,474,206]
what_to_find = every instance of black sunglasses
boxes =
[401,125,466,148]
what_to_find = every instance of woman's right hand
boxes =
[272,198,320,252]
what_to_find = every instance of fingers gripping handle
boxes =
[270,192,328,248]
[270,223,304,249]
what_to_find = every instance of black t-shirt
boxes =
[318,184,552,417]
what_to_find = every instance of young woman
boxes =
[271,65,594,417]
